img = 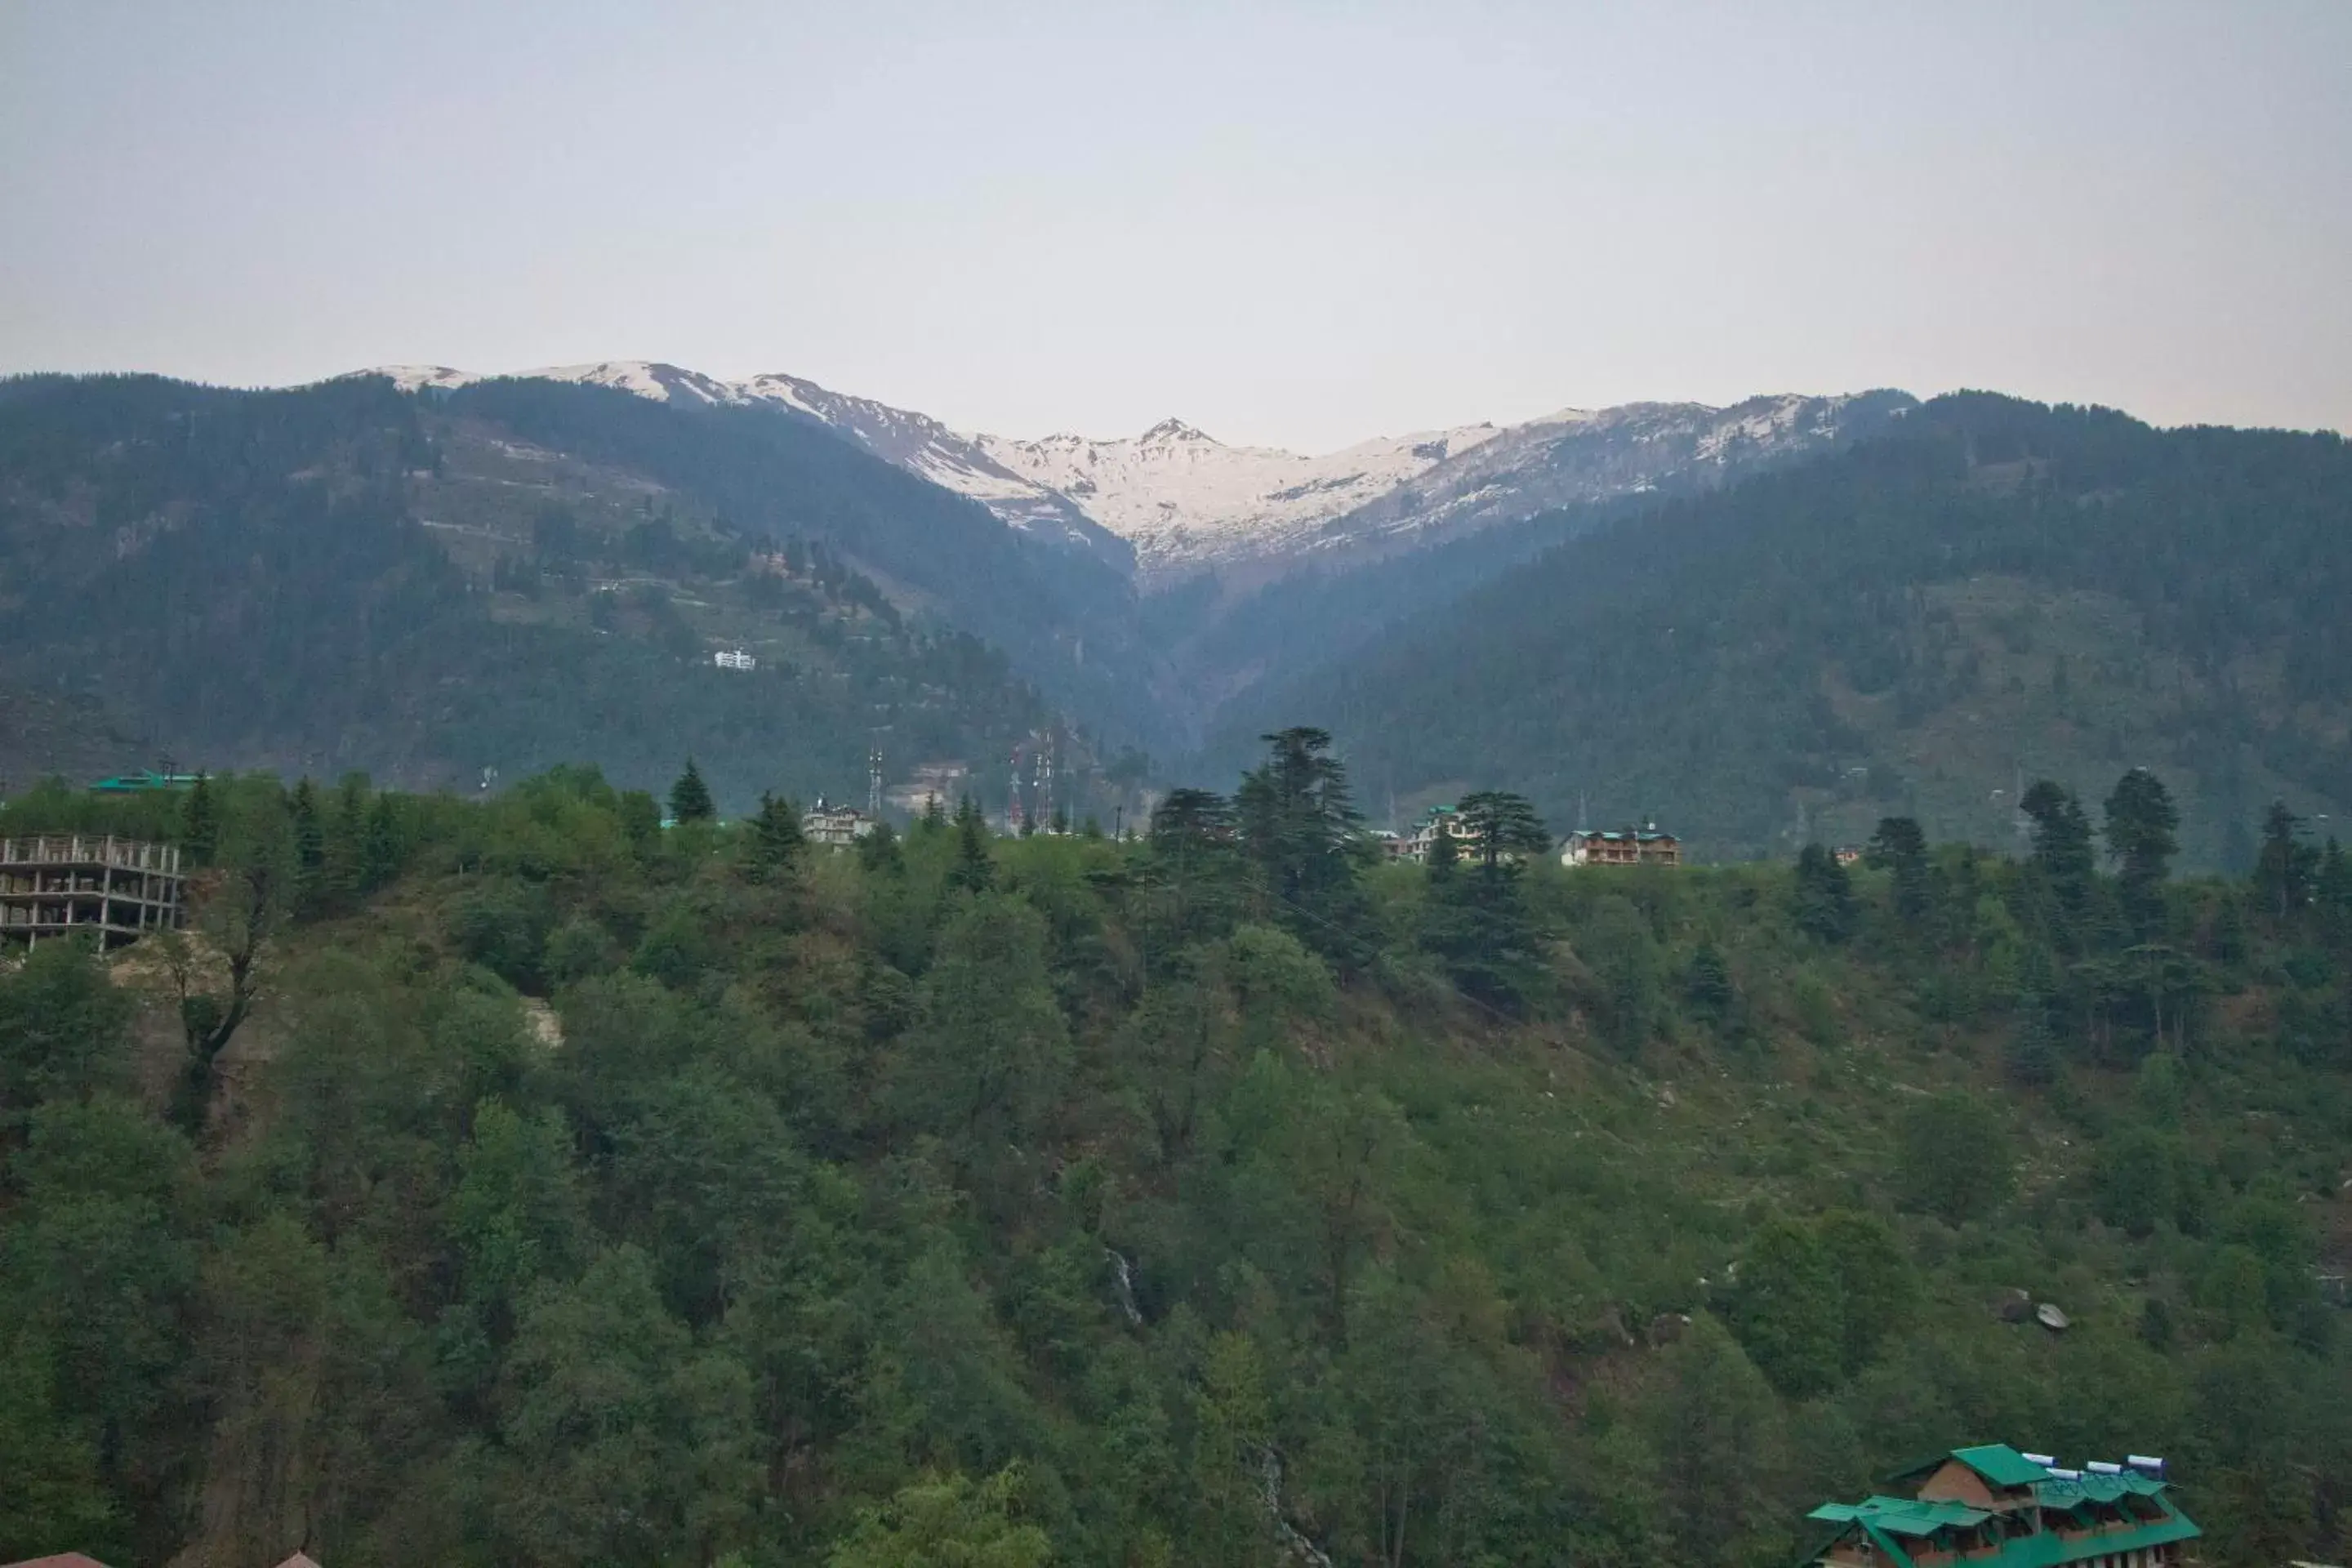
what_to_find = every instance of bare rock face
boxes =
[2035,1302,2072,1332]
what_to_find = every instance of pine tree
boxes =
[181,773,219,866]
[1455,790,1551,875]
[1423,794,1552,1013]
[324,772,371,906]
[669,759,715,824]
[743,791,804,879]
[289,777,325,910]
[1865,816,1931,924]
[857,817,903,875]
[2005,994,2059,1086]
[2104,768,2179,938]
[1235,728,1373,966]
[362,795,403,890]
[2253,800,2317,920]
[1793,844,1855,944]
[948,800,994,894]
[1686,942,1734,1023]
[2022,779,2097,943]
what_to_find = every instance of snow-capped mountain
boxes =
[1303,390,1919,562]
[972,417,1507,581]
[354,362,1913,589]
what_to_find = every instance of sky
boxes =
[3,1,2348,452]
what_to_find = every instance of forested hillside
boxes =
[1214,394,2352,866]
[0,374,1091,808]
[3,740,2349,1566]
[427,377,1156,733]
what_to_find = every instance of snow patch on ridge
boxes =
[973,420,1506,579]
[345,360,1913,585]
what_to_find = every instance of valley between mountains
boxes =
[2,363,2346,866]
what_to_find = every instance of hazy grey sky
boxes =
[4,1,2347,450]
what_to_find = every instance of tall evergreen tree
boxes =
[2253,800,2318,920]
[947,797,995,894]
[743,791,804,879]
[2022,779,2097,942]
[362,794,403,891]
[1423,794,1552,1013]
[856,817,903,875]
[1792,844,1855,944]
[1454,791,1551,875]
[1864,816,1931,925]
[1235,728,1372,965]
[668,759,716,824]
[2105,768,2180,938]
[1147,788,1241,953]
[180,773,218,866]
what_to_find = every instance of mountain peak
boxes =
[1138,416,1216,445]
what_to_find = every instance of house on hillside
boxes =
[1801,1444,2198,1568]
[1383,805,1481,865]
[1561,826,1681,867]
[802,802,874,849]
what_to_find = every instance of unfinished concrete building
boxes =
[0,835,185,947]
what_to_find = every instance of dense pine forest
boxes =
[0,373,1115,808]
[5,733,2351,1567]
[1219,395,2352,864]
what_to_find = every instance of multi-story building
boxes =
[1383,804,1481,865]
[1802,1444,2198,1568]
[1,835,185,947]
[1561,826,1682,867]
[801,803,875,849]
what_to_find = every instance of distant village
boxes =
[3,768,1713,952]
[1375,804,1684,869]
[791,785,1697,872]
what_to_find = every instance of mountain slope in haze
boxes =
[1211,394,2352,864]
[421,376,1158,736]
[372,361,1132,570]
[0,372,1085,804]
[1151,393,1922,738]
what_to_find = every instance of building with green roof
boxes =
[87,770,202,794]
[1800,1444,2198,1568]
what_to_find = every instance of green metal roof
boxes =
[1951,1443,2055,1488]
[1811,1511,2198,1568]
[1806,1459,2198,1568]
[88,771,202,793]
[1808,1496,1991,1536]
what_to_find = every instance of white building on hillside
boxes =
[802,802,874,849]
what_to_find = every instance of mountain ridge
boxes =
[349,360,1915,586]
